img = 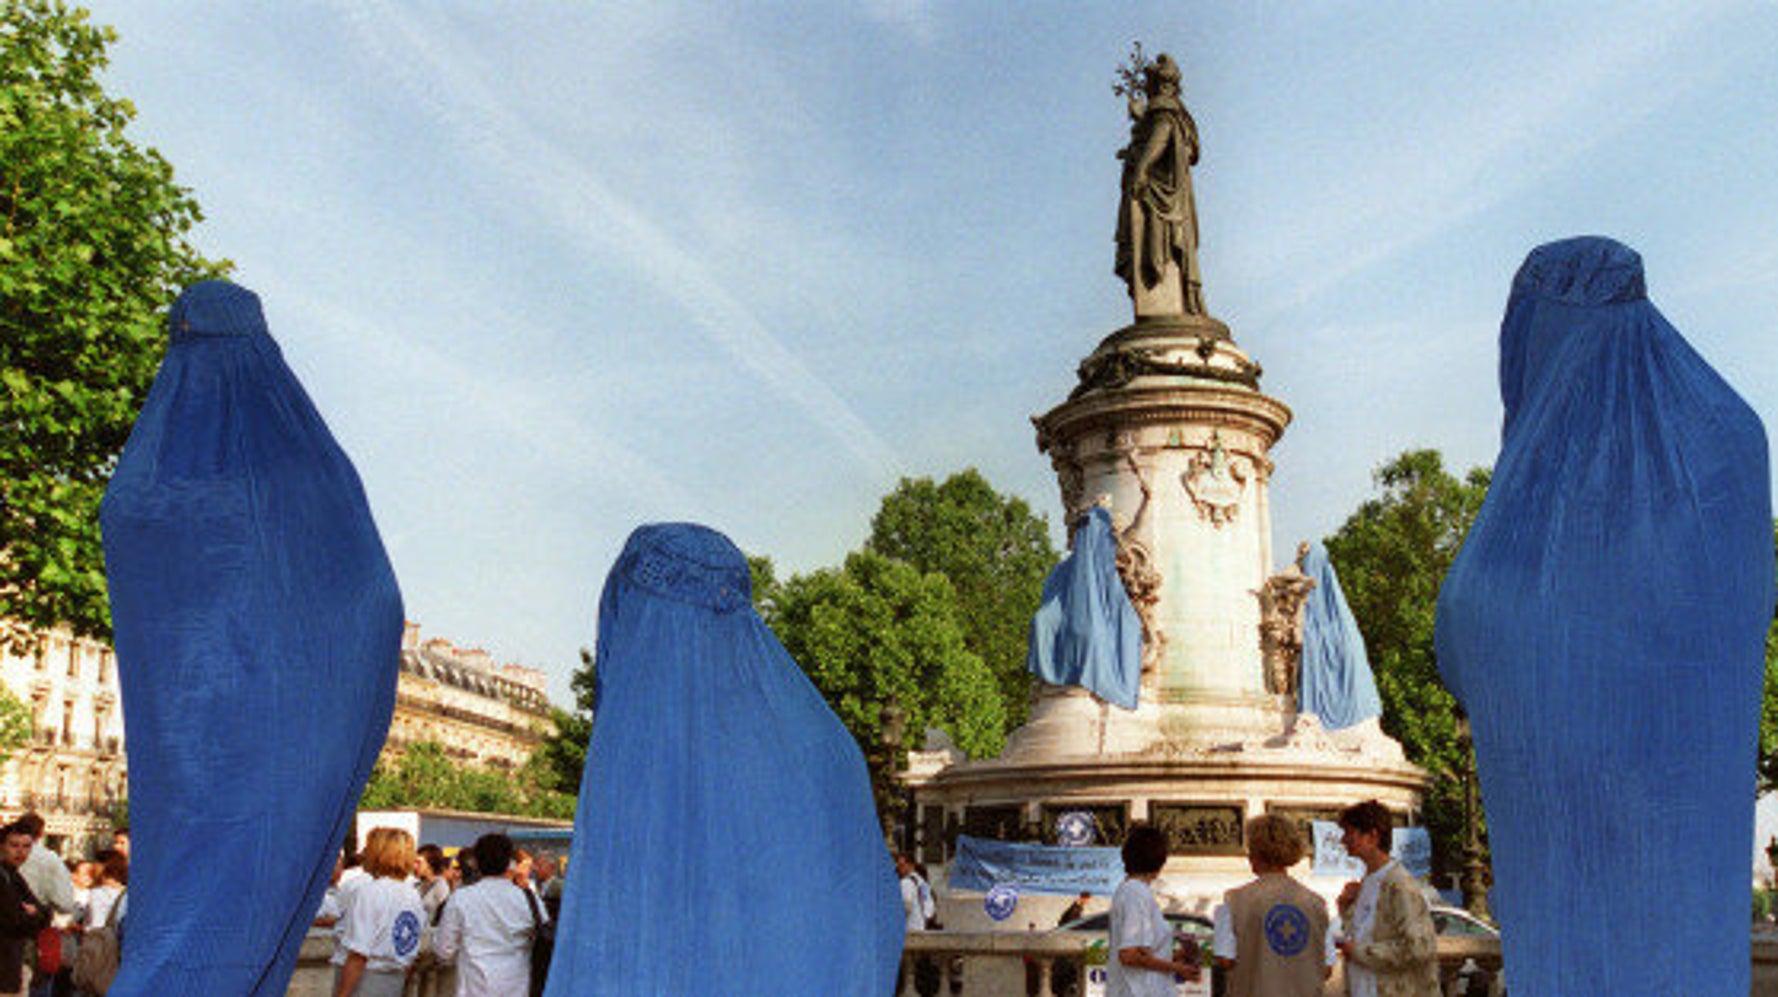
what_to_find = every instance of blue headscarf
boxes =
[1297,543,1382,730]
[1024,506,1143,710]
[1436,238,1771,996]
[543,524,902,997]
[100,282,403,996]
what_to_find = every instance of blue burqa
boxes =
[100,282,403,996]
[543,523,902,997]
[1025,507,1143,710]
[1435,238,1772,997]
[1297,544,1382,730]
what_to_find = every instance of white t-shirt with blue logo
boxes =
[341,876,429,972]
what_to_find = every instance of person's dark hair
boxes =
[1,822,31,844]
[418,843,448,876]
[473,833,515,878]
[1337,800,1394,854]
[342,849,361,870]
[16,813,44,839]
[97,848,128,885]
[1120,825,1169,875]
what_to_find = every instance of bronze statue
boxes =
[1114,50,1204,317]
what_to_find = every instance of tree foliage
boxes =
[0,0,227,640]
[766,551,1006,789]
[0,682,31,767]
[1323,449,1490,879]
[866,469,1056,729]
[530,646,595,796]
[1758,525,1778,794]
[360,740,575,820]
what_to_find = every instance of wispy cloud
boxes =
[862,0,941,47]
[332,1,904,476]
[255,272,697,511]
[1242,8,1732,325]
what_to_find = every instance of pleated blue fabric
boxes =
[1435,237,1772,997]
[100,281,403,997]
[1024,507,1143,710]
[1297,543,1382,730]
[543,523,903,997]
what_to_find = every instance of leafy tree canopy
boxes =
[360,740,574,820]
[866,469,1056,728]
[1,0,227,640]
[767,550,1007,770]
[1324,449,1489,878]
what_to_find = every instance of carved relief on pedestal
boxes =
[1046,436,1088,527]
[1256,541,1316,697]
[1180,431,1248,526]
[1107,448,1166,673]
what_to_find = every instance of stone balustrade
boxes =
[893,930,1778,997]
[279,926,1778,996]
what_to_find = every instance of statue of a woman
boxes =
[1114,53,1204,317]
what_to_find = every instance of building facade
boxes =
[0,619,553,857]
[0,622,126,856]
[385,621,552,770]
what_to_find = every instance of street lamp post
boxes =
[1455,709,1491,920]
[879,695,907,849]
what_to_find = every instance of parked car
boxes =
[1429,905,1501,995]
[1051,910,1215,997]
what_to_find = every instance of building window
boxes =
[67,644,79,678]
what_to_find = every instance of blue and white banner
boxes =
[949,835,1125,896]
[1309,821,1432,879]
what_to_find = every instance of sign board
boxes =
[1309,821,1432,879]
[950,834,1125,896]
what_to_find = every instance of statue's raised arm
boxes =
[1113,51,1204,318]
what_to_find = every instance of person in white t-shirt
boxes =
[434,834,543,997]
[1106,826,1199,997]
[335,828,427,997]
[414,844,451,926]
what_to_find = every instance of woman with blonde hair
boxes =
[334,828,426,997]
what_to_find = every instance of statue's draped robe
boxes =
[1025,507,1143,710]
[1297,544,1382,731]
[1115,96,1200,309]
[100,281,402,997]
[1435,237,1771,997]
[543,524,902,997]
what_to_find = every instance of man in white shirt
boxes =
[435,834,544,997]
[1332,801,1439,997]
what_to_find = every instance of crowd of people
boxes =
[0,814,130,997]
[318,831,559,997]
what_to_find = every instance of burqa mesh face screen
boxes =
[1435,238,1772,996]
[100,281,403,996]
[543,523,903,997]
[1025,506,1143,710]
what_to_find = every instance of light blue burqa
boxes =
[1025,506,1143,710]
[100,282,403,996]
[1436,238,1772,997]
[1297,543,1382,730]
[543,523,903,996]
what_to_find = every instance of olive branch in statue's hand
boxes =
[1113,40,1152,99]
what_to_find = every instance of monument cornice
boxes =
[924,753,1430,795]
[1035,385,1293,450]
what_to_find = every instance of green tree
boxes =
[770,550,1007,813]
[0,683,31,767]
[1323,449,1490,879]
[1757,524,1778,794]
[1,0,227,640]
[530,646,595,795]
[866,469,1056,729]
[359,741,573,819]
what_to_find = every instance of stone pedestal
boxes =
[910,312,1430,917]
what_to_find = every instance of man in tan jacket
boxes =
[1214,815,1332,997]
[1333,801,1439,997]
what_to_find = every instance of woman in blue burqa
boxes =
[543,523,903,996]
[100,282,403,996]
[1435,237,1771,997]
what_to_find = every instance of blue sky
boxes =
[85,2,1778,704]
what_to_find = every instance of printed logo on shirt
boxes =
[1263,903,1310,957]
[392,910,422,958]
